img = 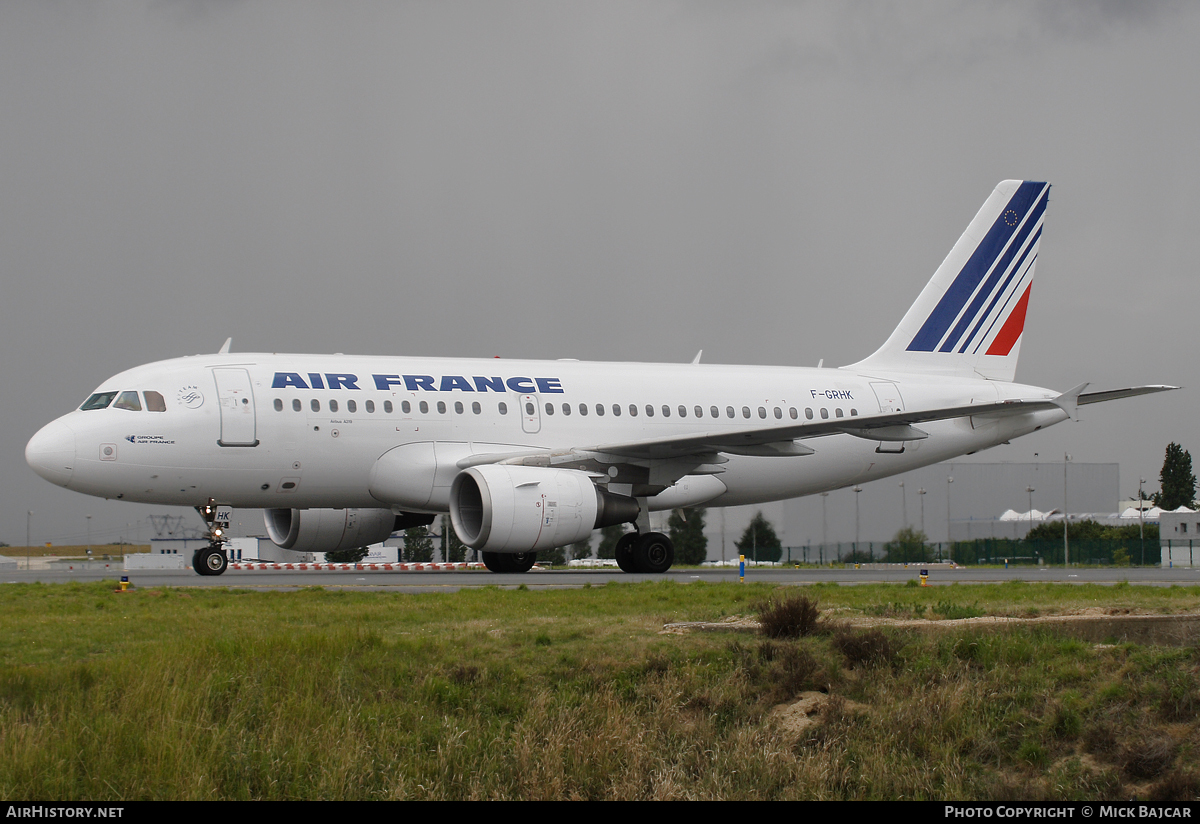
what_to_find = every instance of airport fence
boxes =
[778,538,1163,567]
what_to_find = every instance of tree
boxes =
[668,507,708,565]
[1154,442,1197,511]
[884,526,930,563]
[403,526,434,562]
[596,524,629,559]
[569,535,593,561]
[735,512,782,563]
[438,516,467,562]
[325,546,369,564]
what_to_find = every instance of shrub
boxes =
[758,593,821,638]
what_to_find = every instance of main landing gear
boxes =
[615,531,674,574]
[481,551,538,573]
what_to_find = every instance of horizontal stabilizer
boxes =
[1077,385,1180,405]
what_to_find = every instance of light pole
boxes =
[1139,476,1146,566]
[853,485,863,558]
[899,481,907,530]
[946,475,954,540]
[86,515,92,558]
[918,488,926,535]
[820,491,829,563]
[1025,486,1035,557]
[26,510,32,570]
[1063,453,1071,566]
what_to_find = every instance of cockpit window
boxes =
[113,391,142,411]
[81,392,118,411]
[144,391,166,412]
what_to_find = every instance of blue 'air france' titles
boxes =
[271,373,565,394]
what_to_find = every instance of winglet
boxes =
[1052,382,1090,421]
[218,338,232,355]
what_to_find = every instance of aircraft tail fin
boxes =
[848,180,1050,382]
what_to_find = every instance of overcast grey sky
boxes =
[2,1,1195,548]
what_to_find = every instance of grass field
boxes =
[2,579,1199,800]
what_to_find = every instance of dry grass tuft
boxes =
[758,594,821,639]
[831,627,899,668]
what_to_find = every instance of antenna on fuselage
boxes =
[691,350,702,364]
[817,359,823,369]
[218,338,232,354]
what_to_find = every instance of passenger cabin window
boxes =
[347,400,357,413]
[805,408,814,420]
[820,408,829,419]
[629,404,638,417]
[612,404,621,416]
[835,408,844,418]
[726,406,734,418]
[758,407,766,419]
[525,402,535,416]
[742,406,751,419]
[579,403,588,416]
[437,401,446,414]
[329,399,339,413]
[385,401,395,413]
[562,403,570,416]
[455,401,464,414]
[710,406,719,418]
[790,407,798,419]
[145,391,166,412]
[420,401,429,414]
[499,402,508,415]
[774,407,782,419]
[293,399,302,412]
[644,405,653,417]
[311,399,320,412]
[400,401,409,413]
[366,400,375,413]
[274,399,283,412]
[113,391,142,411]
[473,402,481,414]
[81,392,118,411]
[545,403,554,415]
[595,404,604,416]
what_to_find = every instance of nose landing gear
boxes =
[192,499,231,577]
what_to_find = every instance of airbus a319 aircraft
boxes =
[26,181,1175,575]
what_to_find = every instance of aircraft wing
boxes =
[457,384,1178,481]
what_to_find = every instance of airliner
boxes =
[25,181,1175,575]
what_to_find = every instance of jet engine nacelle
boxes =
[449,465,639,552]
[264,507,402,553]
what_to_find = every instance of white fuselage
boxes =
[26,352,1067,513]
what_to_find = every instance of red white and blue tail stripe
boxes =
[849,180,1049,382]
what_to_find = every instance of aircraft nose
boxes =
[26,418,76,487]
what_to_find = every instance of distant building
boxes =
[1160,508,1200,568]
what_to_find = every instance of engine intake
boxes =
[449,465,639,552]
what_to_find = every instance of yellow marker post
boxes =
[739,554,745,582]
